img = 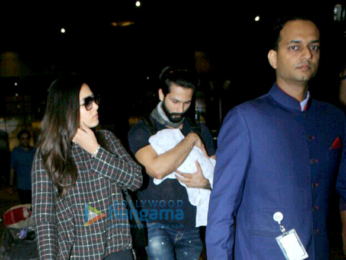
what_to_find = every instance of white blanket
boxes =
[149,128,215,227]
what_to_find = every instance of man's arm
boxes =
[135,132,203,179]
[8,168,15,194]
[8,150,17,195]
[336,112,346,201]
[206,107,251,260]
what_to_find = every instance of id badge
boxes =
[276,229,308,260]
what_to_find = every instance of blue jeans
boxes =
[145,223,203,260]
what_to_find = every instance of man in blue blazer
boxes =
[206,15,346,259]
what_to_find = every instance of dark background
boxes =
[1,1,346,258]
[1,2,345,138]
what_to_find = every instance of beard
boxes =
[162,101,186,123]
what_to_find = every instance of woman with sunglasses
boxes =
[31,75,142,260]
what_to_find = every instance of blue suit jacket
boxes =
[206,84,346,260]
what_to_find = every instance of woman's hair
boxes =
[37,75,86,197]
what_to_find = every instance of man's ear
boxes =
[268,49,278,69]
[158,89,164,102]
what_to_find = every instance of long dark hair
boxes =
[37,75,85,197]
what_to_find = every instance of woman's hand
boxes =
[72,122,100,155]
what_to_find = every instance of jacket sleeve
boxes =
[206,107,251,260]
[31,152,58,260]
[336,112,346,202]
[91,130,143,191]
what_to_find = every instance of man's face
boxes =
[159,83,194,123]
[269,20,320,86]
[19,133,30,148]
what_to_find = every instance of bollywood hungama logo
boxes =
[84,204,106,226]
[84,200,184,228]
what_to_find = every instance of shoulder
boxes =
[311,99,345,119]
[12,147,20,153]
[96,129,117,140]
[128,119,156,141]
[95,130,122,152]
[238,93,272,112]
[235,92,271,110]
[199,123,211,132]
[219,98,270,137]
[225,92,276,119]
[11,146,22,156]
[193,123,216,156]
[128,120,153,154]
[197,123,213,138]
[129,120,148,135]
[31,151,45,173]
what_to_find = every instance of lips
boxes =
[296,64,311,71]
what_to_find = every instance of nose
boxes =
[178,103,185,113]
[301,46,312,60]
[93,101,99,110]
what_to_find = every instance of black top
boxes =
[128,118,215,229]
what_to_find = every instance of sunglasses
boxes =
[81,95,100,111]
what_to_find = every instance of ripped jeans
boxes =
[145,223,203,260]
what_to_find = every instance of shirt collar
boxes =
[300,91,310,111]
[269,83,310,112]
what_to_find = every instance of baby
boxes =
[149,128,215,227]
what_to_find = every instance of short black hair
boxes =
[272,14,319,51]
[17,129,31,140]
[159,66,199,95]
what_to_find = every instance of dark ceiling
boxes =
[0,1,345,139]
[1,1,344,75]
[0,1,345,101]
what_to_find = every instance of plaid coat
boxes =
[32,130,142,259]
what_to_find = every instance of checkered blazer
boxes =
[32,130,142,259]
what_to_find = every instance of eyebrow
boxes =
[287,39,320,45]
[170,97,192,103]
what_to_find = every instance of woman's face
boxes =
[79,84,99,128]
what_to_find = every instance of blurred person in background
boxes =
[9,129,35,204]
